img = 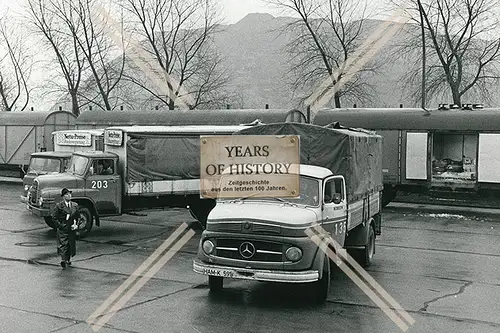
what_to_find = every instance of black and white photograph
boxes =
[1,0,499,332]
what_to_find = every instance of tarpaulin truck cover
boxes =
[234,122,383,203]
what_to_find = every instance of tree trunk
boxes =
[71,92,79,117]
[168,99,175,110]
[334,92,341,108]
[452,88,461,106]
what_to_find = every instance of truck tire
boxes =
[208,276,223,292]
[312,254,330,303]
[352,226,375,268]
[76,206,93,238]
[44,217,57,230]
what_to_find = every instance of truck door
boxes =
[322,176,347,248]
[85,158,120,215]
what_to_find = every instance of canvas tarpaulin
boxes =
[126,134,201,181]
[235,123,383,202]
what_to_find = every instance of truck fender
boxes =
[344,217,376,249]
[311,237,332,280]
[72,198,100,227]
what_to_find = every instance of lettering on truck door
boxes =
[85,158,120,215]
[322,176,347,248]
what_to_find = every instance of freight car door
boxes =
[405,132,428,181]
[477,133,500,183]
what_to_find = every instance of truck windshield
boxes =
[66,155,89,176]
[219,176,320,206]
[28,158,61,174]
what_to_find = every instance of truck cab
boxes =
[193,164,355,302]
[27,151,120,235]
[21,151,73,203]
[21,129,105,204]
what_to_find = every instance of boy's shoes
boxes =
[66,261,72,266]
[60,261,67,268]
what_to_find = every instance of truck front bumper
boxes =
[28,204,50,217]
[193,259,319,283]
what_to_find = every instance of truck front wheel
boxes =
[44,217,57,230]
[208,276,223,292]
[76,206,93,238]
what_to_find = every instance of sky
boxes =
[0,0,390,25]
[0,0,391,110]
[218,0,291,24]
[0,0,285,23]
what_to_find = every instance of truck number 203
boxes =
[91,180,108,189]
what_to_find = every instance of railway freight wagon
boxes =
[74,108,305,129]
[313,107,500,196]
[0,110,76,177]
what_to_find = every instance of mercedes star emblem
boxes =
[239,241,256,259]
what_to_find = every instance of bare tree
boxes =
[120,0,232,110]
[0,17,32,112]
[27,0,87,116]
[394,0,500,106]
[55,0,126,111]
[268,0,377,108]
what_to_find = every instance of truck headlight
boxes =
[285,247,303,262]
[202,240,215,255]
[24,185,30,191]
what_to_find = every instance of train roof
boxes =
[313,108,500,131]
[0,110,76,126]
[76,109,292,127]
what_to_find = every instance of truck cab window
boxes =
[324,178,344,204]
[67,155,89,176]
[91,159,114,175]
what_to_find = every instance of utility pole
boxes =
[417,0,426,109]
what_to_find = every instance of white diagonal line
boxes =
[305,227,415,331]
[95,4,193,110]
[306,8,411,119]
[311,225,415,325]
[86,222,189,327]
[90,228,195,331]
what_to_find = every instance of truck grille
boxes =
[215,238,283,262]
[29,181,38,205]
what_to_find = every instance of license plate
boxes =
[202,267,235,278]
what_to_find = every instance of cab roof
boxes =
[30,151,74,158]
[299,165,333,178]
[51,128,104,136]
[73,151,118,158]
[221,164,333,179]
